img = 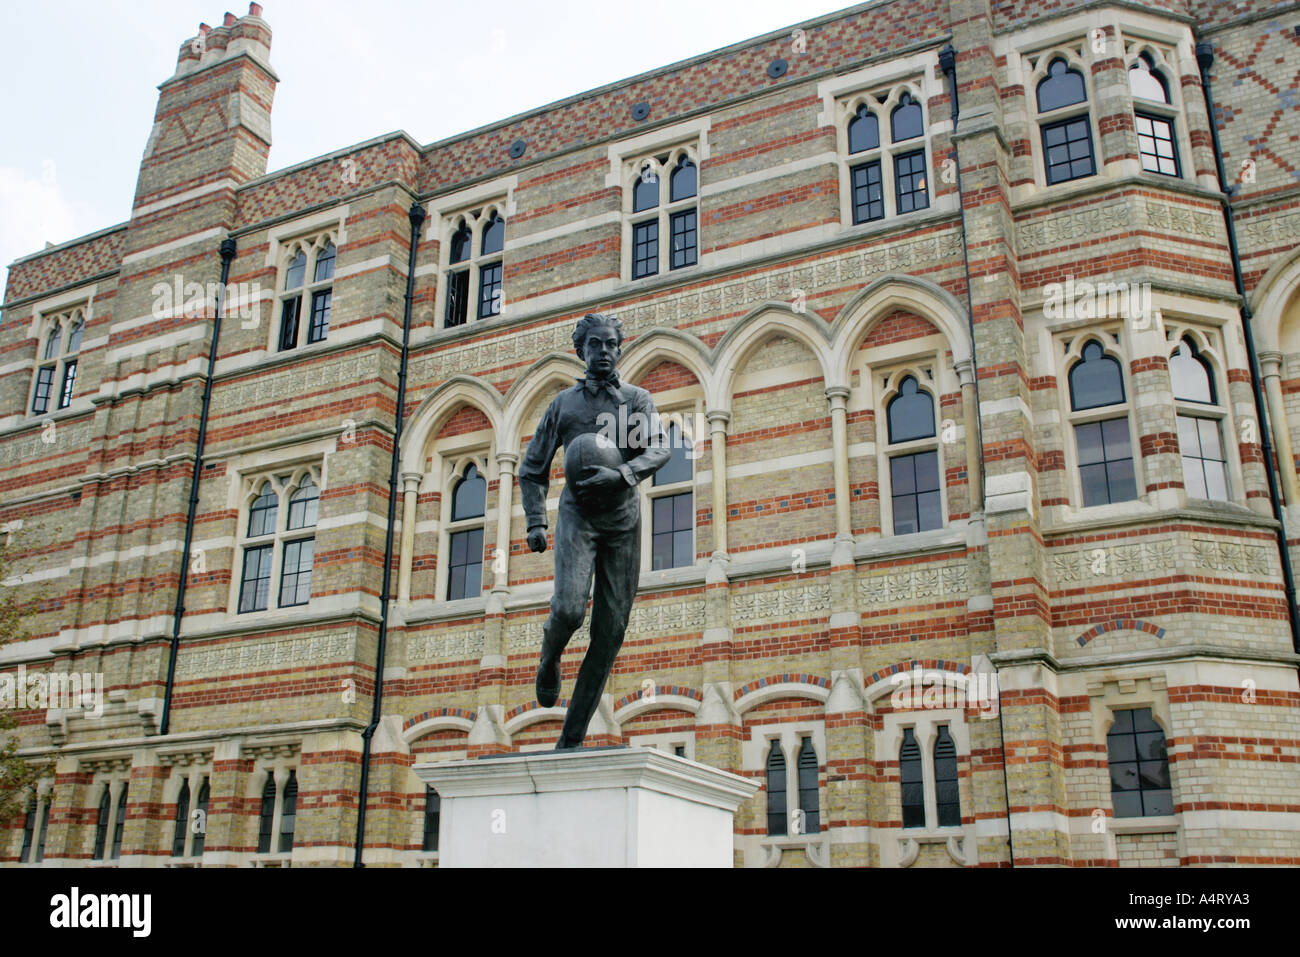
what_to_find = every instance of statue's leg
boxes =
[556,515,641,749]
[537,512,597,707]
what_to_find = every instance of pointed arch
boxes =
[401,375,505,472]
[618,327,713,394]
[1251,249,1300,355]
[829,274,971,384]
[501,351,586,446]
[709,302,836,410]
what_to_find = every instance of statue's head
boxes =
[572,313,624,378]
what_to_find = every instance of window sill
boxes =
[415,852,440,868]
[1109,814,1178,835]
[250,853,292,868]
[758,833,830,868]
[896,827,971,866]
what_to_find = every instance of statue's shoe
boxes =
[536,656,560,708]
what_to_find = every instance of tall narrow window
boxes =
[1037,58,1095,185]
[934,726,961,827]
[110,784,128,860]
[423,786,441,852]
[797,737,820,834]
[31,309,85,415]
[626,148,698,280]
[1130,53,1180,177]
[278,770,298,853]
[192,778,210,857]
[441,205,506,328]
[446,463,486,600]
[257,774,276,853]
[847,105,883,224]
[899,728,925,828]
[239,482,277,613]
[1107,708,1172,817]
[19,801,35,863]
[280,477,318,607]
[890,93,928,213]
[765,740,787,836]
[649,424,693,570]
[33,799,50,863]
[1069,340,1136,506]
[886,376,941,534]
[277,236,336,351]
[172,780,191,857]
[1170,338,1227,501]
[92,788,110,860]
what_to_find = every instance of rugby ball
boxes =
[564,431,626,509]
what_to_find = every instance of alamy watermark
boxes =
[595,408,707,460]
[1,665,104,718]
[151,276,262,326]
[889,666,999,718]
[1043,276,1161,331]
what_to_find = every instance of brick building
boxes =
[2,0,1299,868]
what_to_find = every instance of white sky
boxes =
[0,0,852,295]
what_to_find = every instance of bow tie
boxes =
[581,373,621,398]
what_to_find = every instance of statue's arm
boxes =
[617,389,672,487]
[517,400,560,529]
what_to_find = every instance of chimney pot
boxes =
[224,12,237,25]
[249,2,262,16]
[199,22,211,34]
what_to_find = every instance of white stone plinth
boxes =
[413,746,758,867]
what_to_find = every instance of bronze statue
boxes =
[517,313,670,748]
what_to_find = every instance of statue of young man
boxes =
[516,313,670,749]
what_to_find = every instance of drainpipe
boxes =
[160,237,235,736]
[1196,42,1300,657]
[354,201,426,867]
[938,44,1015,867]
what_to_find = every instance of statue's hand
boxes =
[576,465,623,492]
[527,526,549,553]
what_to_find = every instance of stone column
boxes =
[826,386,853,543]
[492,451,518,593]
[955,359,983,515]
[397,471,422,603]
[707,410,731,560]
[1260,352,1300,506]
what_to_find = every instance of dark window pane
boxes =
[1075,421,1104,465]
[445,269,469,328]
[480,212,505,256]
[172,780,190,857]
[110,784,128,859]
[894,149,929,213]
[669,208,697,270]
[632,220,659,279]
[669,157,696,202]
[279,537,314,607]
[449,222,472,264]
[900,728,924,828]
[19,804,34,863]
[451,465,486,521]
[239,544,273,613]
[892,451,941,534]
[32,365,54,414]
[478,262,502,318]
[1107,708,1171,818]
[1037,58,1088,112]
[633,167,658,212]
[891,93,924,142]
[848,105,880,153]
[307,290,331,343]
[257,775,276,853]
[892,455,916,495]
[278,296,301,351]
[888,376,936,443]
[766,741,787,835]
[288,478,319,530]
[284,249,306,290]
[313,242,336,282]
[248,482,278,537]
[92,789,110,860]
[58,360,77,408]
[914,450,940,492]
[193,779,209,856]
[447,528,483,600]
[423,787,440,852]
[1069,341,1125,410]
[1042,116,1095,184]
[850,159,884,224]
[43,327,62,360]
[651,491,693,570]
[34,801,50,862]
[797,737,820,834]
[653,427,692,486]
[278,770,298,852]
[67,320,83,353]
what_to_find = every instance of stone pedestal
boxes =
[413,746,757,867]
